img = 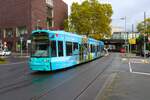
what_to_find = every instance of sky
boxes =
[63,0,150,31]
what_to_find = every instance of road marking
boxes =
[130,58,149,64]
[129,61,150,76]
[128,61,133,72]
[132,71,150,76]
[122,58,127,61]
[94,73,117,100]
[0,61,27,66]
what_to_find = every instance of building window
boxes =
[46,0,53,6]
[16,26,27,37]
[58,41,63,57]
[73,42,79,55]
[66,42,72,56]
[47,6,53,17]
[0,29,2,39]
[51,40,57,57]
[47,17,53,27]
[6,28,13,38]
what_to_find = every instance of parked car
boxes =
[0,49,11,56]
[120,48,126,53]
[141,50,150,57]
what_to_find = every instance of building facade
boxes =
[0,0,68,52]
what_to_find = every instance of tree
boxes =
[64,0,113,39]
[137,18,150,51]
[137,18,150,33]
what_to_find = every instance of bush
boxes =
[0,58,5,62]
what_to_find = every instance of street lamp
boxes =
[120,16,129,54]
[144,12,146,59]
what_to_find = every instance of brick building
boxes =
[0,0,68,52]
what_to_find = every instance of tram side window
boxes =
[66,42,72,56]
[91,45,95,53]
[97,46,100,52]
[73,42,78,55]
[90,44,92,53]
[51,41,57,57]
[58,41,64,57]
[95,45,97,52]
[73,42,78,50]
[93,45,96,52]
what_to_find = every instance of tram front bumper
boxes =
[29,64,50,71]
[29,58,51,71]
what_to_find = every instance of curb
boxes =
[13,56,30,58]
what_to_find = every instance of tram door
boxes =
[79,43,88,62]
[80,36,88,62]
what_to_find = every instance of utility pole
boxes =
[144,12,146,59]
[125,16,127,54]
[120,16,128,55]
[130,24,134,53]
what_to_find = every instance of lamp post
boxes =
[120,16,128,54]
[131,24,134,53]
[144,12,146,59]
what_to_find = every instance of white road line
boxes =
[0,61,27,66]
[129,60,150,76]
[128,61,133,72]
[132,71,150,76]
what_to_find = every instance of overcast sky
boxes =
[63,0,150,31]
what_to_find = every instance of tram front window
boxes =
[31,32,49,57]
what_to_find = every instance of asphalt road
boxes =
[0,54,120,100]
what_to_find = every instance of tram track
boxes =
[0,63,30,85]
[0,60,98,95]
[73,55,114,100]
[0,55,113,100]
[0,60,90,94]
[0,74,54,95]
[30,55,114,100]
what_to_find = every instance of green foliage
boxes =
[64,0,113,39]
[136,18,150,51]
[0,58,6,64]
[136,34,150,52]
[137,18,150,34]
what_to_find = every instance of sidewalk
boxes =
[99,53,150,100]
[12,52,30,58]
[100,72,150,100]
[120,53,139,58]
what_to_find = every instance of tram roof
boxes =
[32,30,82,38]
[32,30,101,43]
[99,41,104,46]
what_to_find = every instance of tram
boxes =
[29,30,104,71]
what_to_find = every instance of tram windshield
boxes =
[31,32,49,57]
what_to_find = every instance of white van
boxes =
[0,49,11,56]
